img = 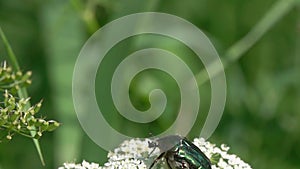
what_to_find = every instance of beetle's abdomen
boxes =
[167,138,211,169]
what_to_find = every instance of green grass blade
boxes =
[0,26,45,166]
[225,0,297,63]
[196,0,297,85]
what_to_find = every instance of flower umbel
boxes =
[0,62,60,142]
[59,137,252,169]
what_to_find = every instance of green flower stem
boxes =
[2,125,34,138]
[196,0,297,85]
[0,28,20,71]
[0,27,45,166]
[1,81,26,88]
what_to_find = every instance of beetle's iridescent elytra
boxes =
[148,135,211,169]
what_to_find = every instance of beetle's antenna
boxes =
[147,132,156,158]
[147,140,158,158]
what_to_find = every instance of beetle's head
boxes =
[147,140,158,158]
[148,135,183,156]
[155,135,182,152]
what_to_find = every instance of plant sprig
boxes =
[0,63,60,142]
[0,26,59,165]
[0,61,31,93]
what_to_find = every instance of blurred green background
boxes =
[0,0,299,169]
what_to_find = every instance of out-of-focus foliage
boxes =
[0,0,299,169]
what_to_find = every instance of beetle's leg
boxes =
[165,158,173,169]
[149,152,165,169]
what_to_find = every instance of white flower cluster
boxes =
[59,159,147,169]
[193,138,252,169]
[107,138,160,160]
[59,137,252,169]
[58,160,100,169]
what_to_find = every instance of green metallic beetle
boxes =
[148,135,211,169]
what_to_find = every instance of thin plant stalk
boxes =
[196,0,297,85]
